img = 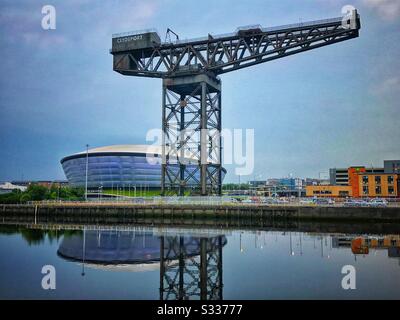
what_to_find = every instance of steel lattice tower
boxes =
[111,9,361,196]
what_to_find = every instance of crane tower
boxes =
[110,9,361,196]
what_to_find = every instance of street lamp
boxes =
[99,185,103,201]
[252,173,262,196]
[85,144,89,201]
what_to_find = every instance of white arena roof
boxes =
[73,144,163,156]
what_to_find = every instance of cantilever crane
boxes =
[110,9,361,196]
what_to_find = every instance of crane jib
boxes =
[111,11,360,78]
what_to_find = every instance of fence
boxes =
[27,196,400,207]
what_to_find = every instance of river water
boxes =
[0,223,399,299]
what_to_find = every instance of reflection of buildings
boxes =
[332,235,400,263]
[57,229,226,300]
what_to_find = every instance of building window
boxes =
[375,176,381,185]
[388,186,395,195]
[388,176,394,184]
[375,186,381,194]
[339,191,349,197]
[362,176,368,184]
[363,186,369,195]
[313,190,332,195]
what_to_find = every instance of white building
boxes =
[0,182,27,193]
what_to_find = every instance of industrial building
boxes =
[384,160,400,174]
[307,160,400,198]
[60,145,226,190]
[248,178,305,197]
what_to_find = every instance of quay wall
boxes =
[1,203,400,223]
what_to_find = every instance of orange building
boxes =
[357,173,399,198]
[351,235,400,255]
[305,185,352,197]
[348,166,366,197]
[307,161,400,198]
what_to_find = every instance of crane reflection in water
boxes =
[57,228,226,300]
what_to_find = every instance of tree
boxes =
[20,193,32,203]
[26,184,48,201]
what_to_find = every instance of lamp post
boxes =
[85,144,89,201]
[81,226,86,277]
[252,173,262,196]
[289,232,294,256]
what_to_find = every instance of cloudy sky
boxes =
[0,0,399,182]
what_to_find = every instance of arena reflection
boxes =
[57,229,226,300]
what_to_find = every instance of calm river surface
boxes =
[0,224,399,299]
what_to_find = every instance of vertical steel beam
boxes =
[200,238,207,300]
[200,81,207,196]
[178,236,184,300]
[179,95,185,197]
[218,236,223,300]
[161,85,167,196]
[217,92,222,195]
[159,236,165,300]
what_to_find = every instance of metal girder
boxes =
[159,235,224,300]
[161,74,222,196]
[111,11,360,196]
[112,15,360,78]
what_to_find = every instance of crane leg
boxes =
[162,74,222,196]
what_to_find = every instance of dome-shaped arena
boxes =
[60,145,226,190]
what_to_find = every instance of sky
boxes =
[0,0,399,183]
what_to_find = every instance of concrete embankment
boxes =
[1,203,400,222]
